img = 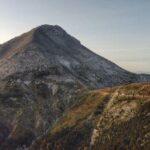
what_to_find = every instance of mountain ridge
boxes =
[29,83,150,150]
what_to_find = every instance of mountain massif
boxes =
[0,25,149,87]
[0,25,149,149]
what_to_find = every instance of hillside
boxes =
[30,83,150,150]
[0,25,149,88]
[0,25,149,149]
[0,75,85,149]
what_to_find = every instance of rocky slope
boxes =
[0,25,149,149]
[0,24,149,88]
[0,75,85,149]
[30,83,150,150]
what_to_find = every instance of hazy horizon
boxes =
[0,0,150,74]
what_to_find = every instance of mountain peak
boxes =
[31,24,81,50]
[0,24,80,60]
[0,25,149,87]
[0,24,82,80]
[33,24,66,37]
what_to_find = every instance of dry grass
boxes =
[30,83,150,150]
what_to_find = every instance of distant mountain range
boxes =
[0,25,149,149]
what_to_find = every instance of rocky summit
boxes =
[0,25,149,149]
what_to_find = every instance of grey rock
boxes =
[0,24,149,88]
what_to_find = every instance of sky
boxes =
[0,0,150,73]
